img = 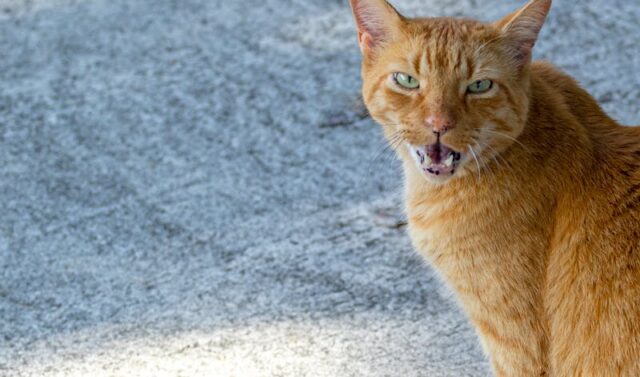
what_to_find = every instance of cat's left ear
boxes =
[495,0,552,69]
[349,0,404,57]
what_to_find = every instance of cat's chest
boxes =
[407,194,499,251]
[406,194,550,314]
[405,186,542,268]
[406,187,552,294]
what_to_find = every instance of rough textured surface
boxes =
[0,0,638,376]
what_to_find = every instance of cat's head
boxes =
[349,0,551,184]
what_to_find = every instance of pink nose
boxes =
[425,114,454,135]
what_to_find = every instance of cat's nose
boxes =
[425,114,454,135]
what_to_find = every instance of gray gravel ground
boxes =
[0,0,638,376]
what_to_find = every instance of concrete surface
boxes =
[0,0,638,376]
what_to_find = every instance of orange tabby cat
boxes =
[348,0,640,375]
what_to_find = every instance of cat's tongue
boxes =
[411,142,461,177]
[421,143,460,176]
[427,143,451,164]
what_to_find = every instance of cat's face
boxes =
[351,0,550,184]
[362,20,531,183]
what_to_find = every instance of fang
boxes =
[444,154,454,167]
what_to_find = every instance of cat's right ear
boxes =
[495,0,552,69]
[349,0,403,57]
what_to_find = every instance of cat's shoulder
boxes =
[530,60,601,112]
[530,61,579,89]
[530,60,625,130]
[531,60,640,162]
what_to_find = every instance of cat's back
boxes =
[534,60,640,266]
[532,61,631,125]
[531,61,640,215]
[534,61,640,375]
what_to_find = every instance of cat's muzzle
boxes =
[409,142,462,178]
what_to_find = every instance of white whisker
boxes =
[473,140,491,170]
[468,145,482,181]
[483,129,531,153]
[482,142,510,172]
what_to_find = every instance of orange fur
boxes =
[349,0,640,376]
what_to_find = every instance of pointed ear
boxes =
[495,0,552,68]
[348,0,403,57]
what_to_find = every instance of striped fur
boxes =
[349,0,640,375]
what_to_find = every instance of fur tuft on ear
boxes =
[496,0,552,68]
[349,0,403,56]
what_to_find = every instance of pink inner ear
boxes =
[354,8,386,48]
[501,0,551,67]
[358,31,374,51]
[511,39,536,65]
[350,0,401,53]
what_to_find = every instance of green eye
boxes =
[393,73,420,90]
[467,79,493,94]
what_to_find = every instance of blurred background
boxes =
[0,0,638,376]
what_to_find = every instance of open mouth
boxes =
[410,142,462,177]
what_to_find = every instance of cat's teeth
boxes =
[424,155,432,166]
[444,153,454,167]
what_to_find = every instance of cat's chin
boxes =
[406,142,463,183]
